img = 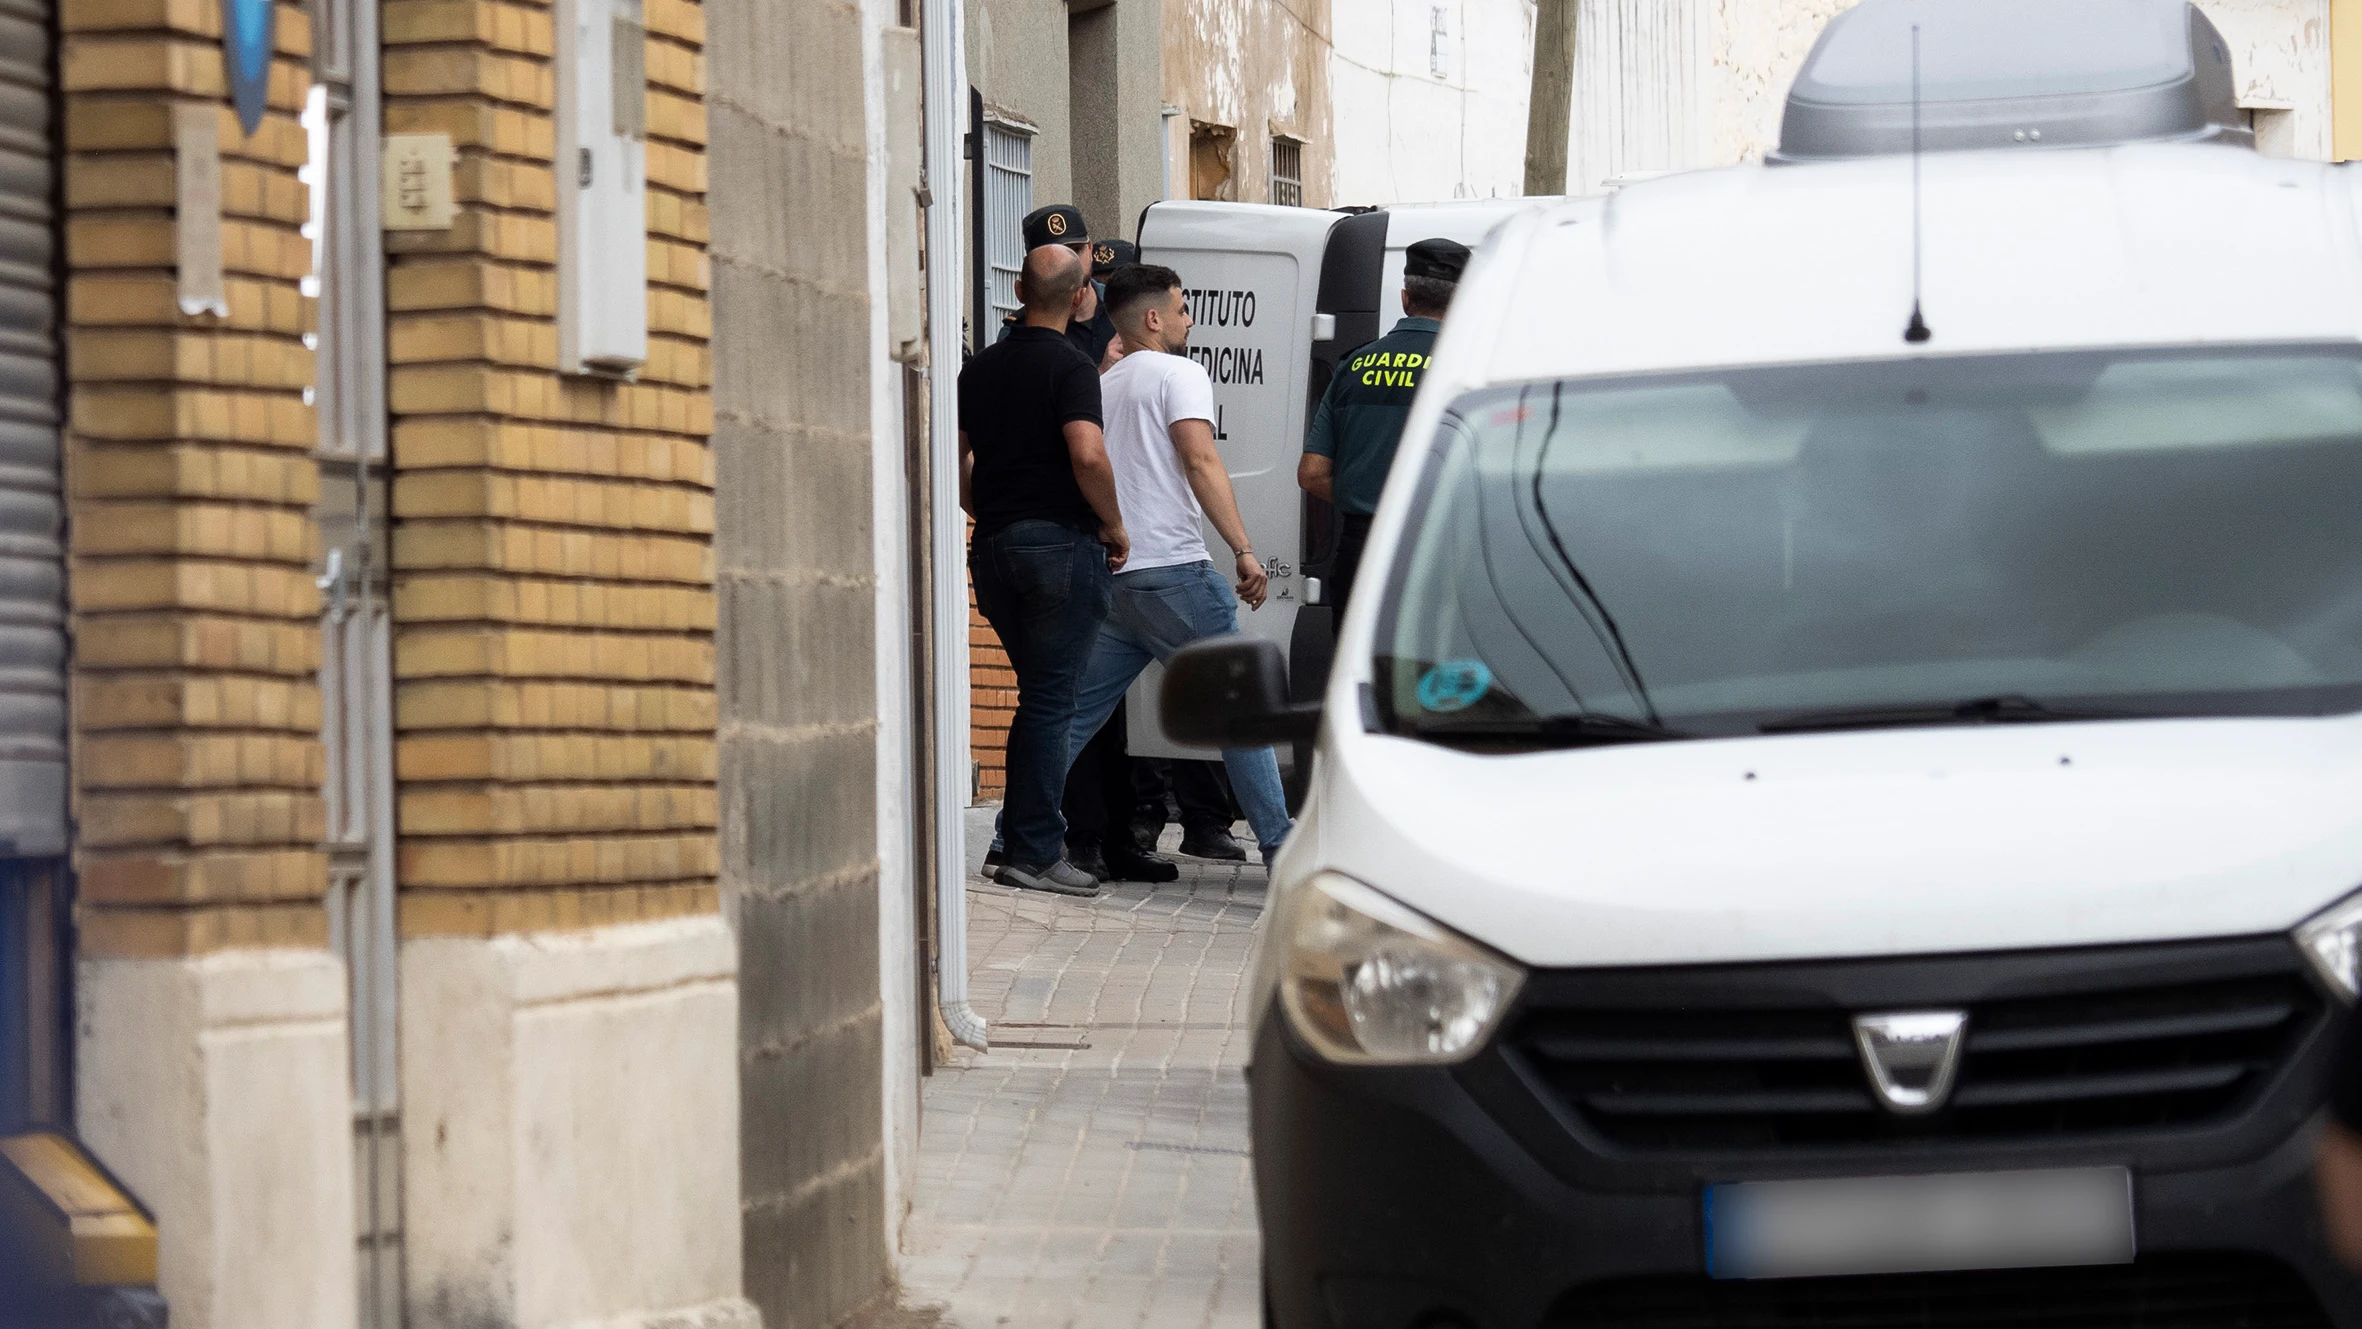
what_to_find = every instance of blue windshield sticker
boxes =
[1417,660,1493,713]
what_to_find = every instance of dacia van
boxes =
[1163,0,2362,1324]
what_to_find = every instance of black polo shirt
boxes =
[959,326,1104,537]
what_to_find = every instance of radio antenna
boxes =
[1904,21,1932,344]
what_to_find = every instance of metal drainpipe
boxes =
[922,0,987,1052]
[1161,105,1183,200]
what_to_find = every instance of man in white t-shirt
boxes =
[1062,262,1294,862]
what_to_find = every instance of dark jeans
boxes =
[1061,697,1136,851]
[1332,512,1375,619]
[971,519,1113,866]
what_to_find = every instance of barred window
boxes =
[1270,137,1303,208]
[981,119,1034,330]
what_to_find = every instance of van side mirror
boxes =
[1160,637,1322,748]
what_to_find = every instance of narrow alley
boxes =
[899,814,1267,1328]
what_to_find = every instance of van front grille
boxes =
[1508,970,2319,1151]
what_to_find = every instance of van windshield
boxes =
[1379,346,2362,747]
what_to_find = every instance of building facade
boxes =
[3,0,939,1323]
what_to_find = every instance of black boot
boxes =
[1179,825,1247,862]
[1103,844,1180,883]
[1065,839,1110,883]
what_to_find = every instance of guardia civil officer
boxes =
[998,205,1121,368]
[1296,237,1470,616]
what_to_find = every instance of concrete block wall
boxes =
[705,0,894,1320]
[383,0,721,936]
[61,0,327,956]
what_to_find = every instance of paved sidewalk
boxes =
[900,815,1267,1329]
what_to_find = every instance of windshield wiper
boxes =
[1413,713,1696,749]
[1758,693,2138,735]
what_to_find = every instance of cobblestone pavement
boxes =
[899,814,1267,1329]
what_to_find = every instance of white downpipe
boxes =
[922,0,987,1052]
[1161,105,1183,199]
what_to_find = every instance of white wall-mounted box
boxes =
[556,0,649,377]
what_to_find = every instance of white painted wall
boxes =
[1561,0,2333,193]
[401,918,756,1329]
[1331,0,1539,205]
[863,0,923,1246]
[78,951,357,1329]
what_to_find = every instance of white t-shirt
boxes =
[1101,349,1218,573]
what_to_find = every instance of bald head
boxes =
[1017,243,1086,324]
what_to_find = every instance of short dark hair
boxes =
[1103,263,1183,324]
[1404,273,1456,316]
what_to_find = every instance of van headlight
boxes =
[2297,889,2362,1004]
[1279,872,1524,1064]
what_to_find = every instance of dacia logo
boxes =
[1852,1010,1968,1115]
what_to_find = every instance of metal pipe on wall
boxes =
[922,0,987,1052]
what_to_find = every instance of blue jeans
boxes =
[971,520,1114,867]
[1068,560,1294,856]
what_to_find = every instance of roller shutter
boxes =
[0,0,63,858]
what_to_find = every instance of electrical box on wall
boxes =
[556,0,649,377]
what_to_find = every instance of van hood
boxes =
[1314,715,2362,969]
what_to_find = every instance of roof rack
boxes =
[1774,0,2249,162]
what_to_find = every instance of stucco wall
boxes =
[970,0,1076,207]
[1333,0,1537,205]
[1164,0,1336,207]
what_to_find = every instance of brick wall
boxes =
[384,0,717,935]
[968,574,1009,800]
[61,0,327,957]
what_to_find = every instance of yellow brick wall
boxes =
[385,0,717,936]
[61,0,327,957]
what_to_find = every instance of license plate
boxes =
[1706,1166,2134,1280]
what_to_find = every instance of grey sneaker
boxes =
[998,858,1100,897]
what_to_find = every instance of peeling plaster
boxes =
[1164,0,1338,204]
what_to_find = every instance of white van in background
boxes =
[1127,199,1548,772]
[1162,0,2362,1324]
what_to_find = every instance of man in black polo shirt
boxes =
[960,243,1130,896]
[996,205,1119,368]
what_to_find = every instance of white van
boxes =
[1128,198,1546,775]
[1163,0,2362,1323]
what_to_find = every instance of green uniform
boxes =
[1303,317,1439,515]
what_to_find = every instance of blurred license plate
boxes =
[1706,1167,2133,1280]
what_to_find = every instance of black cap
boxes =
[1092,238,1139,272]
[1404,237,1472,283]
[1023,204,1090,251]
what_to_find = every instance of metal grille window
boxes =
[0,0,66,861]
[981,119,1033,332]
[1270,137,1304,208]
